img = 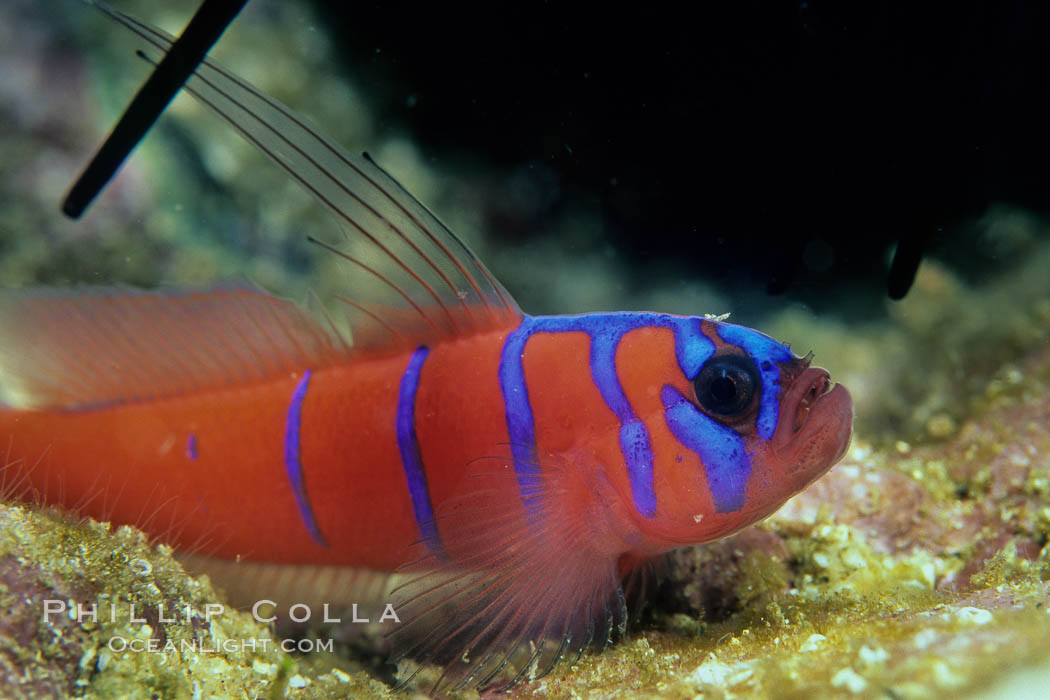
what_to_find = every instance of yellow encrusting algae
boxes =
[0,503,385,700]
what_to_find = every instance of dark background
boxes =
[314,1,1050,316]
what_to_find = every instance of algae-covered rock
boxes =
[0,503,387,699]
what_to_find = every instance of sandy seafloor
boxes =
[2,1,1050,698]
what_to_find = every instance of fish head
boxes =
[613,317,853,549]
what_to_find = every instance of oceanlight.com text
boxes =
[106,636,335,654]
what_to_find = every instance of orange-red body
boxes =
[1,315,851,569]
[3,325,506,569]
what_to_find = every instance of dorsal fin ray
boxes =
[94,2,522,350]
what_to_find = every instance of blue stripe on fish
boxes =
[660,384,751,512]
[589,324,657,517]
[671,316,712,380]
[283,370,328,547]
[716,324,793,440]
[186,433,198,460]
[396,346,444,557]
[499,313,715,518]
[499,321,542,502]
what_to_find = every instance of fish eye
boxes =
[693,354,760,418]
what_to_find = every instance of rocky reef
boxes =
[0,502,389,699]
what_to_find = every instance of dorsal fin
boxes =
[0,286,350,410]
[92,2,522,351]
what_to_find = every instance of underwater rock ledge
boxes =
[0,502,385,700]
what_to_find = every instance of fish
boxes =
[0,5,854,691]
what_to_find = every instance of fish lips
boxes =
[772,366,854,483]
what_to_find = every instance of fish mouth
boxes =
[773,365,853,469]
[793,369,834,434]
